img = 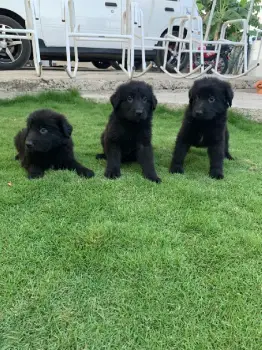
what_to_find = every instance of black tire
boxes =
[110,59,144,71]
[156,29,189,73]
[217,55,228,75]
[0,15,31,70]
[206,55,228,75]
[111,61,122,70]
[92,60,111,69]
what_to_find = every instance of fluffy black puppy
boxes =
[14,109,94,179]
[170,77,234,179]
[96,81,161,183]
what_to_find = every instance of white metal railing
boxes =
[62,0,152,79]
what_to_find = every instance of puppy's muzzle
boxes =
[194,110,204,119]
[135,109,147,120]
[25,140,34,150]
[135,109,143,117]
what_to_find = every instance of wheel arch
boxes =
[0,8,26,28]
[158,25,187,42]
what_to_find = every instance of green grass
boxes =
[0,90,262,350]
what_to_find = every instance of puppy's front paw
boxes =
[146,175,162,184]
[153,176,162,184]
[225,152,234,160]
[80,168,95,178]
[27,166,44,179]
[96,153,106,160]
[105,168,121,179]
[28,172,44,180]
[170,164,184,174]
[209,169,224,180]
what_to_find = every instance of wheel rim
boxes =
[167,42,179,65]
[217,57,226,74]
[206,57,226,74]
[165,34,187,69]
[0,24,23,64]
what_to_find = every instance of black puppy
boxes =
[170,77,234,179]
[96,81,161,183]
[14,109,94,179]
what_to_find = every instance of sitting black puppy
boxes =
[14,109,94,179]
[96,81,161,183]
[170,77,234,179]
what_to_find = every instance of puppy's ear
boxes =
[152,93,158,110]
[224,82,234,107]
[59,117,73,137]
[110,90,121,110]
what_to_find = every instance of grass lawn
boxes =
[0,90,262,350]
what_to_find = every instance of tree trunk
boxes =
[214,24,221,41]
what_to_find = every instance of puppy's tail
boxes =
[96,153,107,160]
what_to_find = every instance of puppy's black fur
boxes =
[14,109,94,179]
[96,81,161,183]
[170,77,234,179]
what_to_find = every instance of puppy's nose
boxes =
[195,110,203,118]
[135,109,143,116]
[25,140,34,149]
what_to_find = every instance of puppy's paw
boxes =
[170,165,184,174]
[146,175,162,184]
[225,152,234,160]
[153,176,162,184]
[28,172,44,180]
[209,169,224,180]
[105,168,121,179]
[80,168,95,178]
[96,153,106,160]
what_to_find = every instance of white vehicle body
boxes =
[0,0,201,64]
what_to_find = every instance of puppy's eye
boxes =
[127,96,133,103]
[40,128,48,135]
[208,96,215,103]
[142,96,148,103]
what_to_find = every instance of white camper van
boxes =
[0,0,201,70]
